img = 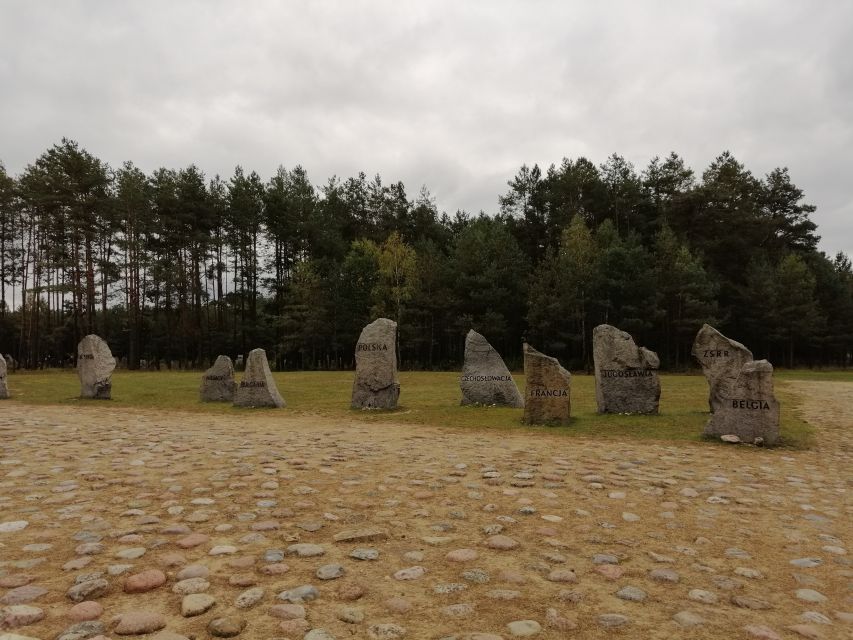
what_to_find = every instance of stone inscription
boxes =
[461,374,512,382]
[731,399,771,410]
[205,375,229,381]
[702,349,731,358]
[357,343,388,352]
[529,389,568,397]
[78,354,94,360]
[599,368,653,378]
[240,380,266,388]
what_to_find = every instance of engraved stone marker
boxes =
[0,354,8,399]
[351,318,399,409]
[199,355,236,402]
[77,334,115,399]
[592,324,660,414]
[522,343,571,425]
[233,348,285,408]
[460,330,524,407]
[704,359,780,445]
[691,324,753,413]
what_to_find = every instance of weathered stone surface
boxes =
[704,359,780,446]
[692,324,754,412]
[77,334,115,399]
[0,354,8,399]
[522,344,570,425]
[233,348,285,408]
[351,318,399,409]
[592,324,660,414]
[332,528,388,543]
[460,330,523,407]
[199,355,236,402]
[114,611,166,635]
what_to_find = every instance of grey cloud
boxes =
[0,0,850,254]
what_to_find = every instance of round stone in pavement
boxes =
[795,589,827,603]
[616,586,646,601]
[207,616,246,638]
[507,620,541,636]
[599,614,630,627]
[485,535,519,550]
[316,564,345,580]
[350,548,379,560]
[114,611,166,635]
[182,593,216,617]
[673,610,705,627]
[367,624,407,639]
[1,605,45,629]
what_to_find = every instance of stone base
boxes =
[351,384,400,410]
[82,381,112,400]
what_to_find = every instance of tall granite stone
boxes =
[199,355,236,402]
[460,330,524,407]
[233,349,285,408]
[592,324,660,414]
[77,334,115,399]
[0,354,8,399]
[691,324,753,413]
[522,344,571,425]
[351,318,399,409]
[704,359,780,445]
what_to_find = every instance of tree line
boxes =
[0,139,850,371]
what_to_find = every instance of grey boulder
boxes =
[200,355,236,402]
[460,330,523,407]
[704,359,780,446]
[691,324,753,412]
[233,348,285,408]
[351,318,399,409]
[77,334,115,399]
[0,353,8,399]
[593,324,660,414]
[522,343,571,425]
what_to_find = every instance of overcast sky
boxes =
[1,1,851,256]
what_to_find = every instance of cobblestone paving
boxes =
[1,381,851,639]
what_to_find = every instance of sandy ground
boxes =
[0,380,851,640]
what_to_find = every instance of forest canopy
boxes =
[0,139,850,371]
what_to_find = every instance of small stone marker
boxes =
[460,330,523,407]
[233,348,285,408]
[691,324,753,412]
[704,359,780,445]
[199,355,236,402]
[0,353,8,399]
[592,324,660,414]
[77,334,115,399]
[351,318,399,409]
[522,343,571,425]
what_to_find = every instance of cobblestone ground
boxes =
[1,381,851,640]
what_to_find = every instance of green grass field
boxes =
[6,367,840,449]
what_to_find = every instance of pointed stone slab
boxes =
[0,354,8,399]
[351,318,399,409]
[522,344,571,425]
[691,324,753,413]
[704,359,780,445]
[77,334,115,399]
[233,349,284,408]
[460,330,523,407]
[593,324,660,414]
[199,355,236,402]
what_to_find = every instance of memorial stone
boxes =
[460,330,523,407]
[77,334,115,399]
[0,354,8,399]
[351,318,399,409]
[234,349,285,408]
[691,324,753,413]
[704,359,780,445]
[593,324,660,414]
[522,343,571,425]
[199,355,236,402]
